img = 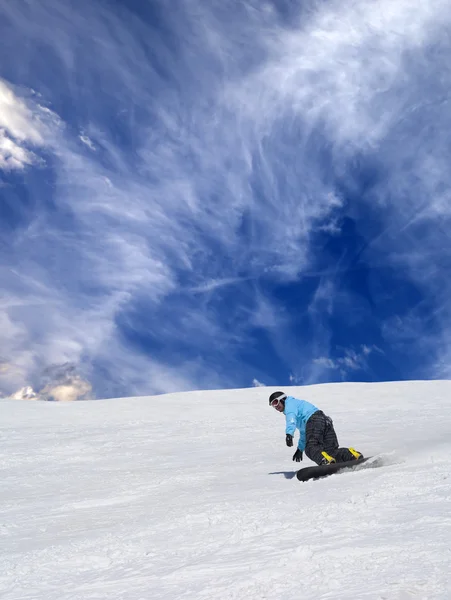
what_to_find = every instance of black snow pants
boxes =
[304,411,355,465]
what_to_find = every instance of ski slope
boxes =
[1,381,451,599]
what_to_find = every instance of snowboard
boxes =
[296,456,371,482]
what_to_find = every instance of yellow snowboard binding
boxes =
[349,447,362,460]
[321,451,336,465]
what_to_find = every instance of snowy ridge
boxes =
[1,381,451,599]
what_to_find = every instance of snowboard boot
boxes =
[320,451,336,465]
[335,447,364,462]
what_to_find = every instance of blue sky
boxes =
[1,0,451,399]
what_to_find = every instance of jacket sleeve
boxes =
[298,428,306,451]
[285,411,297,436]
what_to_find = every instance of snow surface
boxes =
[1,381,451,600]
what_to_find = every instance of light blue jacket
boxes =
[284,396,319,451]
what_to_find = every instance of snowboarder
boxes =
[269,391,363,465]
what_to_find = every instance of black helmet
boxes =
[269,391,287,406]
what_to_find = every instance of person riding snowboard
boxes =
[269,391,363,465]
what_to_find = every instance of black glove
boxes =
[292,449,303,462]
[286,434,293,447]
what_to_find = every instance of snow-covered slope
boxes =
[1,381,450,599]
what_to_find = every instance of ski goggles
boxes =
[270,394,286,408]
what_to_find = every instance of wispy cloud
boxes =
[312,358,337,370]
[79,134,96,151]
[1,0,451,396]
[313,345,382,378]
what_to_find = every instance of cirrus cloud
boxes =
[1,0,451,398]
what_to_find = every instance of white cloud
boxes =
[307,279,337,316]
[0,78,44,144]
[79,135,96,151]
[313,345,380,375]
[246,0,449,149]
[0,129,37,170]
[0,79,47,170]
[40,376,92,402]
[189,277,249,294]
[9,367,92,402]
[312,357,337,370]
[9,386,38,400]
